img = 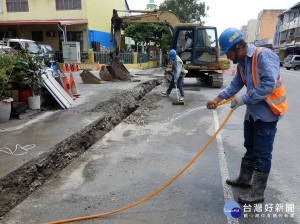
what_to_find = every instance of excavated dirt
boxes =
[0,79,164,217]
[124,91,163,126]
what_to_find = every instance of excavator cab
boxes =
[171,25,218,66]
[170,25,224,87]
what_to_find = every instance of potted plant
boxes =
[0,52,15,123]
[12,47,45,110]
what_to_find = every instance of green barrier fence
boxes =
[55,52,136,64]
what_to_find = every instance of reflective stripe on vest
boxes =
[237,47,287,115]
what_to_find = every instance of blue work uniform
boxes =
[167,55,186,97]
[218,44,283,173]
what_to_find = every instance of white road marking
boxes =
[213,110,239,224]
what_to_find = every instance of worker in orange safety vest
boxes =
[206,27,287,204]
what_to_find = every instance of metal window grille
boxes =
[55,52,137,64]
[6,0,28,12]
[56,0,81,10]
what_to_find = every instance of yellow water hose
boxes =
[44,97,235,224]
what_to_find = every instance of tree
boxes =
[160,33,172,54]
[159,0,207,24]
[123,23,169,52]
[123,0,208,53]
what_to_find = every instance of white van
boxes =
[6,39,40,55]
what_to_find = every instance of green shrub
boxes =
[0,46,46,100]
[13,47,45,95]
[0,53,15,100]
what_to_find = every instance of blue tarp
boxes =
[88,30,115,49]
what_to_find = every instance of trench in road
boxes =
[2,77,241,224]
[0,79,162,218]
[3,81,239,224]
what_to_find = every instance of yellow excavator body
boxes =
[100,9,230,87]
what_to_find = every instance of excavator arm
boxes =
[99,9,181,81]
[119,10,180,28]
[111,9,180,58]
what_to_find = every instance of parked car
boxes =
[6,39,40,55]
[283,55,300,70]
[38,44,56,62]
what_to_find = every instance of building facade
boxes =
[254,9,284,48]
[241,25,247,40]
[0,0,127,51]
[245,19,257,44]
[273,2,300,61]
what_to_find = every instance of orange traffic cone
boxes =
[69,73,80,97]
[62,63,67,73]
[73,64,78,72]
[67,64,71,72]
[63,75,75,100]
[222,70,225,73]
[97,61,101,70]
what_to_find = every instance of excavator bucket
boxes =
[99,59,131,81]
[99,65,114,81]
[80,69,106,84]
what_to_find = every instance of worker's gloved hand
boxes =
[230,96,245,110]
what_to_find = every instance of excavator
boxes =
[99,9,230,88]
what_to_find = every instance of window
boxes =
[294,57,300,61]
[6,0,28,12]
[46,30,56,38]
[32,31,43,42]
[56,0,81,10]
[195,28,217,64]
[289,12,294,21]
[196,29,216,47]
[175,30,193,52]
[10,42,22,51]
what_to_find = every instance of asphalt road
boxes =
[2,67,299,224]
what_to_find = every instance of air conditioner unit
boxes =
[62,42,81,63]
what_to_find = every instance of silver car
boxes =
[38,44,56,62]
[283,55,300,70]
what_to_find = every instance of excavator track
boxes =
[165,69,223,88]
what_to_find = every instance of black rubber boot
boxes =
[226,158,255,188]
[238,171,269,204]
